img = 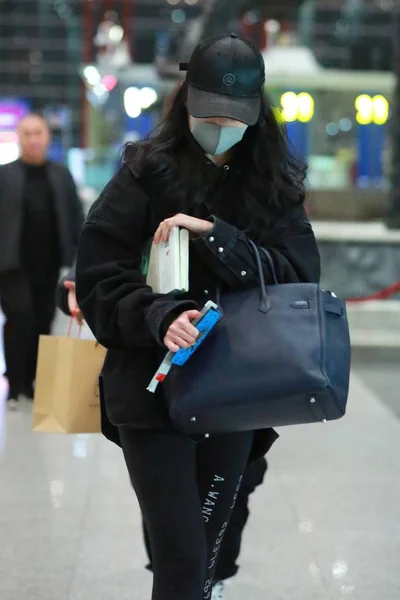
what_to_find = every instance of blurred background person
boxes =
[0,114,84,409]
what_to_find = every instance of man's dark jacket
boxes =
[0,160,84,272]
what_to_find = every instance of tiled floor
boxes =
[0,321,399,599]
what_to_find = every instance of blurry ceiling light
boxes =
[185,0,198,4]
[171,9,186,23]
[326,122,339,136]
[102,74,118,92]
[265,19,281,35]
[108,24,124,43]
[124,87,142,119]
[339,118,352,132]
[167,0,180,5]
[140,87,158,109]
[84,65,101,86]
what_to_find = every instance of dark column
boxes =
[387,9,400,228]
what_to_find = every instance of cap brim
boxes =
[187,85,260,126]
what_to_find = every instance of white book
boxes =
[146,227,189,294]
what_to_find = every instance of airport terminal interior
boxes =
[1,1,400,599]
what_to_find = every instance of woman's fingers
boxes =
[164,334,190,351]
[165,339,180,353]
[154,219,174,244]
[68,290,79,316]
[164,309,202,351]
[154,214,192,244]
[169,326,197,345]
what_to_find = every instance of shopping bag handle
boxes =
[67,312,83,338]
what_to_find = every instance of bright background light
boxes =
[101,74,118,92]
[171,9,186,23]
[355,94,389,125]
[124,87,158,118]
[140,87,158,109]
[108,25,124,43]
[280,91,298,123]
[280,92,314,123]
[372,95,389,125]
[124,87,142,119]
[296,92,314,123]
[0,142,19,165]
[83,66,101,86]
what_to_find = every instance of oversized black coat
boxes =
[0,160,84,273]
[76,147,321,459]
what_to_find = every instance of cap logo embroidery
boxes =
[223,73,236,86]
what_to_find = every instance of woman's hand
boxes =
[154,213,213,244]
[64,280,84,323]
[164,309,201,352]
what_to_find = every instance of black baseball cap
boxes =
[186,33,265,126]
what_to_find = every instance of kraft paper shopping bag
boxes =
[33,335,106,434]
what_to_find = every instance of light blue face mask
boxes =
[190,118,248,156]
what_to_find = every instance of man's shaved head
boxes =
[18,113,51,165]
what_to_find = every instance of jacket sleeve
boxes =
[55,265,76,316]
[76,166,198,350]
[192,206,321,286]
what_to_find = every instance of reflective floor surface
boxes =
[0,331,399,600]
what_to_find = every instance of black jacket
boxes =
[0,160,84,273]
[76,150,321,458]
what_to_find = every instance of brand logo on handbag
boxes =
[290,300,310,309]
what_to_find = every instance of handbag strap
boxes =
[258,247,279,285]
[247,240,271,313]
[215,242,276,314]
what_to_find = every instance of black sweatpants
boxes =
[0,269,59,398]
[119,428,254,600]
[143,457,268,581]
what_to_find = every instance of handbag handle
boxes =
[258,247,279,285]
[247,240,276,314]
[216,241,277,314]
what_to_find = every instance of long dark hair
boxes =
[124,80,306,236]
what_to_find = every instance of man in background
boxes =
[0,114,84,408]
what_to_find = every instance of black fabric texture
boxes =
[76,146,321,460]
[0,160,84,272]
[118,427,254,600]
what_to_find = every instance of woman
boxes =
[56,267,268,600]
[76,33,320,600]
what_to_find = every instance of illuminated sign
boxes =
[355,94,389,125]
[280,92,315,123]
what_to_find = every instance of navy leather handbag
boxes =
[168,240,351,435]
